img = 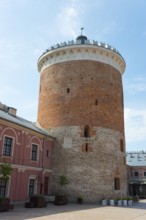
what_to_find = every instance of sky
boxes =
[0,0,146,152]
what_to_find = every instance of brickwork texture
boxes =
[37,44,127,202]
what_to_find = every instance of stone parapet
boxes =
[38,43,125,75]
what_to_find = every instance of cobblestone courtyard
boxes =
[0,200,146,220]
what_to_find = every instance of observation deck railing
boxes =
[40,38,122,59]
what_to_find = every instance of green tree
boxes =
[0,163,12,198]
[0,163,12,179]
[59,175,69,194]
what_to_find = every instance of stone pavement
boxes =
[0,200,146,220]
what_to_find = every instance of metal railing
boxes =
[39,38,122,59]
[129,176,146,182]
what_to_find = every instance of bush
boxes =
[132,195,139,202]
[25,194,47,208]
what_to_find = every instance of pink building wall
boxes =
[0,121,54,203]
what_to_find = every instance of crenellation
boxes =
[38,41,125,74]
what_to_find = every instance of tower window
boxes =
[85,143,88,152]
[120,139,124,152]
[67,88,70,93]
[84,125,90,137]
[114,177,120,190]
[95,99,98,105]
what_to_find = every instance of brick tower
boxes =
[37,34,127,202]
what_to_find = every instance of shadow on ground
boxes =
[0,200,146,220]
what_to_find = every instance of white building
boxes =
[126,151,146,198]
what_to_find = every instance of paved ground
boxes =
[0,200,146,220]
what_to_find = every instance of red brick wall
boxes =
[38,60,124,134]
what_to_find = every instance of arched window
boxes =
[114,177,120,190]
[67,88,70,93]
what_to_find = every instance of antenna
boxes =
[81,27,84,35]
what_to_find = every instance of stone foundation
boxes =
[47,126,127,203]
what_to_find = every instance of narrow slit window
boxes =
[67,88,70,93]
[95,99,98,105]
[114,177,120,190]
[85,143,88,152]
[120,139,124,152]
[84,125,90,137]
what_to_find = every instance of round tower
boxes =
[37,35,127,202]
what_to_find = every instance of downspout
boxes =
[40,136,46,194]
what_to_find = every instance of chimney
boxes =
[0,103,17,116]
[0,103,8,111]
[8,107,17,117]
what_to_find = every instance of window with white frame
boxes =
[3,136,13,156]
[31,144,38,161]
[28,179,35,196]
[0,178,7,197]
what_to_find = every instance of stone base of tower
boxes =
[47,126,127,203]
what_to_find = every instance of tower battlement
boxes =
[38,36,125,75]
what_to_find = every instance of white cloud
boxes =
[124,107,146,143]
[124,77,146,94]
[52,1,84,39]
[95,22,117,41]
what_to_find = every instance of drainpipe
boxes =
[40,137,46,194]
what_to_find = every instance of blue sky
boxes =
[0,0,146,151]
